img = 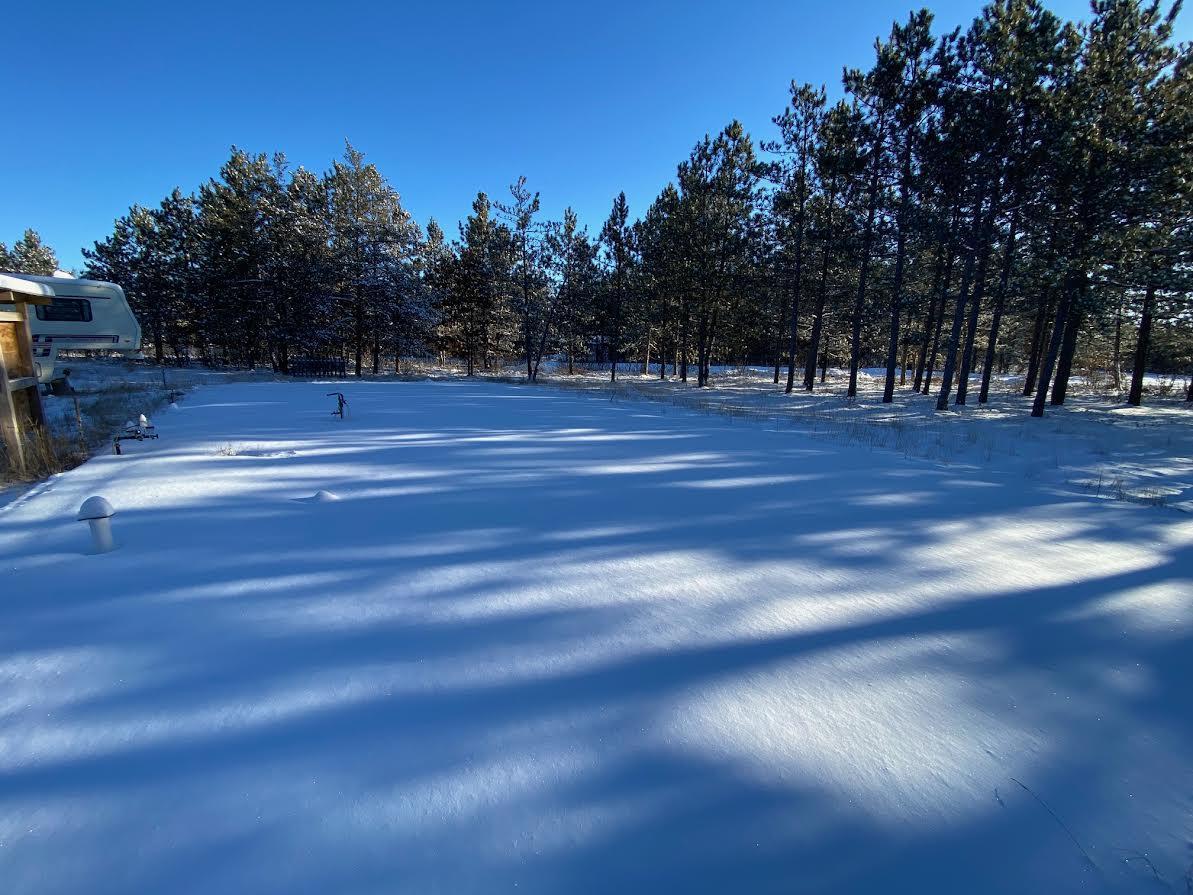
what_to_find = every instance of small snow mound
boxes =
[169,403,181,411]
[292,489,341,504]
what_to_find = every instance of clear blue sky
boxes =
[5,0,1187,272]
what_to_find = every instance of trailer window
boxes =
[35,298,93,322]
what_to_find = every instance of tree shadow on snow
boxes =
[1,379,1190,895]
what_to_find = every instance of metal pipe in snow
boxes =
[87,517,115,553]
[77,496,117,554]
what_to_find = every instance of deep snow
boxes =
[2,379,1191,894]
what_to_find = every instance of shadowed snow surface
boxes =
[1,380,1191,894]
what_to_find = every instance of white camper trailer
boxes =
[15,275,141,383]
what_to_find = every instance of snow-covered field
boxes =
[543,365,1193,512]
[2,379,1192,893]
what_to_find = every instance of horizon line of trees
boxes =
[23,0,1193,414]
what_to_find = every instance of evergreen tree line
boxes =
[82,145,427,375]
[80,0,1191,412]
[0,229,59,276]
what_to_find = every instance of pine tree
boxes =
[496,177,550,380]
[447,193,511,375]
[195,148,283,367]
[86,205,176,363]
[766,83,826,393]
[12,229,59,275]
[677,122,760,387]
[933,28,996,412]
[878,11,936,404]
[422,219,456,364]
[635,185,685,378]
[326,142,420,376]
[803,101,864,391]
[1123,8,1192,405]
[545,208,599,376]
[843,43,899,399]
[271,166,334,371]
[973,0,1068,405]
[599,192,636,382]
[1031,0,1181,416]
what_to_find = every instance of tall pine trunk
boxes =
[152,326,165,365]
[913,244,947,393]
[1050,303,1083,406]
[353,296,364,377]
[934,259,974,410]
[848,150,883,399]
[899,329,909,385]
[785,199,807,394]
[1111,295,1123,393]
[803,188,835,391]
[922,297,946,395]
[881,231,908,403]
[696,307,715,386]
[1039,160,1097,414]
[1031,277,1076,417]
[1022,292,1050,396]
[531,309,552,383]
[609,284,622,383]
[935,194,984,410]
[956,199,998,406]
[786,295,801,392]
[1127,280,1156,406]
[678,299,689,382]
[642,320,652,376]
[977,211,1018,404]
[922,248,955,395]
[882,138,914,404]
[773,296,786,384]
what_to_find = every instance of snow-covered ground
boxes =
[540,365,1193,513]
[2,379,1191,894]
[1,360,278,500]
